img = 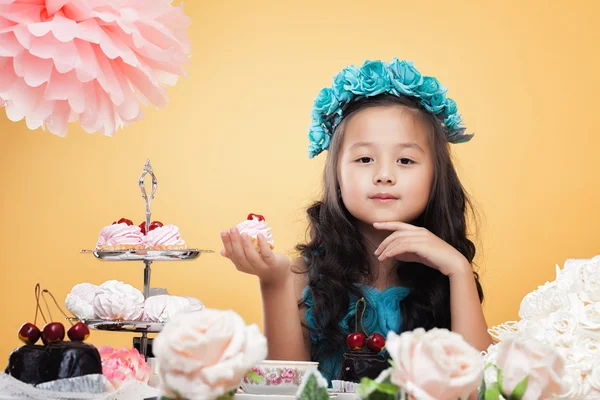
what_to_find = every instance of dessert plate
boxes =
[235,395,341,399]
[69,318,164,333]
[81,249,213,261]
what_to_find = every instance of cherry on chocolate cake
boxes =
[339,297,389,382]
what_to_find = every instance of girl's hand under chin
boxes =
[220,227,292,287]
[373,221,470,278]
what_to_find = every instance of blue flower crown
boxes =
[308,58,473,158]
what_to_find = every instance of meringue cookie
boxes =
[93,280,144,321]
[143,295,204,323]
[65,283,101,320]
[185,296,205,312]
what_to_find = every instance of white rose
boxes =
[557,368,590,399]
[580,303,600,330]
[153,309,267,400]
[495,337,565,400]
[579,260,600,303]
[386,328,483,400]
[519,286,571,320]
[589,364,600,393]
[556,259,588,293]
[543,310,580,336]
[515,319,560,344]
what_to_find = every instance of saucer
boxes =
[235,393,344,399]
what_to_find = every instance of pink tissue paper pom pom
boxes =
[0,0,191,136]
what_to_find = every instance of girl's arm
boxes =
[372,222,493,351]
[220,228,310,360]
[261,257,311,361]
[449,264,493,351]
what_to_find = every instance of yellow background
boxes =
[1,1,598,366]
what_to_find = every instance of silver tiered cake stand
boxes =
[80,159,213,359]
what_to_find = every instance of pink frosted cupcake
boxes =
[236,213,274,252]
[96,218,144,251]
[144,224,187,250]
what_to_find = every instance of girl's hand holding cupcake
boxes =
[220,214,291,287]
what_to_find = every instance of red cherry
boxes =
[247,213,265,222]
[67,322,90,342]
[111,221,117,225]
[117,218,134,226]
[18,323,41,345]
[346,332,366,351]
[366,333,386,353]
[149,221,163,231]
[139,221,147,234]
[41,322,65,345]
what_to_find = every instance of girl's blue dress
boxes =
[302,284,410,384]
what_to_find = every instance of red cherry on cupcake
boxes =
[67,322,90,342]
[140,220,163,234]
[117,218,134,226]
[149,221,163,231]
[42,322,65,345]
[247,213,265,221]
[18,323,41,345]
[366,333,386,353]
[346,332,366,351]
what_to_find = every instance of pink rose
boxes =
[387,328,483,400]
[153,309,268,400]
[281,368,296,383]
[98,346,151,389]
[495,337,565,400]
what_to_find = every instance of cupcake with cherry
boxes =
[338,298,389,384]
[236,213,274,252]
[96,217,187,251]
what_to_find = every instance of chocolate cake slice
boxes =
[5,342,102,385]
[339,351,389,382]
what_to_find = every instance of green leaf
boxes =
[215,390,236,400]
[497,369,505,396]
[245,370,264,384]
[296,374,329,400]
[484,382,501,400]
[477,376,486,400]
[507,376,528,400]
[356,377,399,400]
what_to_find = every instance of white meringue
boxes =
[143,295,204,323]
[93,280,144,321]
[65,283,101,320]
[185,296,205,312]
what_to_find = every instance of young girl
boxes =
[220,58,492,384]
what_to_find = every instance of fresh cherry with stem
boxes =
[43,289,90,342]
[346,297,367,351]
[17,284,46,345]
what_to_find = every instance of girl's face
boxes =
[337,105,435,226]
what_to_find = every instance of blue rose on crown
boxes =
[308,58,473,158]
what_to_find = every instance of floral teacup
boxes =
[241,360,319,395]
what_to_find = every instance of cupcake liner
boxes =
[36,374,105,393]
[331,380,358,393]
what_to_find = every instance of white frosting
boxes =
[236,216,274,244]
[93,280,144,321]
[65,283,101,320]
[143,295,204,323]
